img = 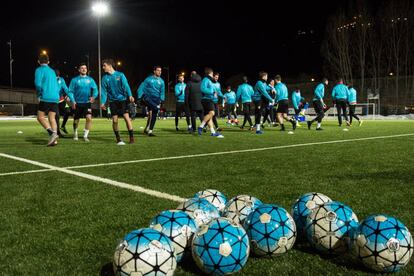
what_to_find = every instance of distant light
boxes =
[41,50,48,55]
[180,72,186,76]
[311,78,315,82]
[92,2,109,17]
[117,61,122,66]
[389,72,394,76]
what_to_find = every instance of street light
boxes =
[117,61,122,66]
[92,1,110,117]
[7,40,13,90]
[41,50,48,55]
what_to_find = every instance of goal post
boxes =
[0,104,24,117]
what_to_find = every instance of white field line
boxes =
[0,168,53,176]
[0,153,186,203]
[1,133,413,178]
[66,133,414,169]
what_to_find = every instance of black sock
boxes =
[128,130,134,138]
[46,128,53,136]
[114,131,121,142]
[281,124,285,130]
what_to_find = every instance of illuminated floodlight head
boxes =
[92,2,109,17]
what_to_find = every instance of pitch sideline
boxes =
[0,132,413,177]
[0,153,186,203]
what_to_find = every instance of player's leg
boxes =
[175,102,181,131]
[84,114,92,142]
[254,101,263,134]
[277,113,285,131]
[73,111,80,141]
[341,101,350,126]
[47,109,59,146]
[148,105,158,137]
[184,104,192,132]
[122,112,135,143]
[144,110,151,134]
[112,115,124,144]
[335,101,343,126]
[37,102,53,136]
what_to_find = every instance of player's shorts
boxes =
[110,100,130,117]
[141,95,161,111]
[38,101,58,114]
[74,103,92,119]
[276,100,289,114]
[313,100,324,114]
[201,100,215,115]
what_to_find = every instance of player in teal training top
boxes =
[174,74,191,132]
[307,78,328,131]
[223,85,238,125]
[331,78,350,127]
[236,76,254,130]
[253,71,274,134]
[100,59,135,145]
[198,67,223,138]
[67,63,98,142]
[347,82,363,126]
[274,75,297,131]
[137,66,166,137]
[34,53,60,146]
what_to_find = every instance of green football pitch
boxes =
[0,118,413,275]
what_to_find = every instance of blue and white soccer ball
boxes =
[292,192,332,236]
[149,210,197,262]
[222,195,263,225]
[244,204,297,256]
[176,198,220,228]
[353,214,413,273]
[192,218,250,275]
[305,201,359,254]
[194,189,228,212]
[113,228,177,276]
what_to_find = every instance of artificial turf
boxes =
[0,118,413,275]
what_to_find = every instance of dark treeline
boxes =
[322,0,414,111]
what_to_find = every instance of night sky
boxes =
[0,0,346,89]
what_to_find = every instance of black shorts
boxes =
[74,103,92,120]
[176,102,189,115]
[38,101,58,114]
[276,100,289,114]
[110,101,130,117]
[313,100,324,114]
[226,104,235,114]
[201,100,215,115]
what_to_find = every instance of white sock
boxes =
[148,130,153,134]
[317,123,321,128]
[83,129,90,138]
[210,127,216,134]
[257,124,261,131]
[74,129,78,137]
[188,125,192,129]
[200,122,206,128]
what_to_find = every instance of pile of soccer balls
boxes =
[112,190,413,275]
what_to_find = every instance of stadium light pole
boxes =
[92,1,109,117]
[7,40,13,90]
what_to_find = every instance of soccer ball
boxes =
[352,214,413,273]
[222,195,263,225]
[291,192,332,237]
[244,204,297,256]
[149,210,197,262]
[113,228,177,276]
[176,198,220,228]
[192,218,250,275]
[305,201,359,254]
[193,189,228,212]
